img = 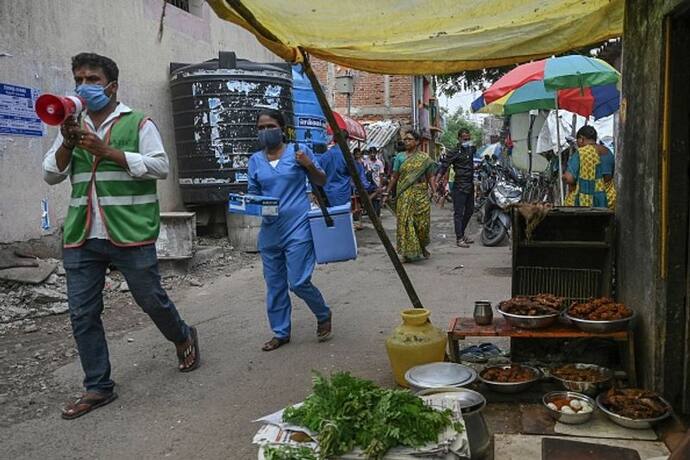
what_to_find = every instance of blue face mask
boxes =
[258,127,283,149]
[75,82,113,112]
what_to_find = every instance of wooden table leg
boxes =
[448,333,461,363]
[626,332,638,386]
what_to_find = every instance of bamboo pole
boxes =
[299,50,423,309]
[225,0,424,308]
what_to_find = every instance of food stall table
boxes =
[447,317,636,386]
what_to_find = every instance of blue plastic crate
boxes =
[228,194,279,217]
[308,203,357,264]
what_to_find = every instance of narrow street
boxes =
[0,206,512,459]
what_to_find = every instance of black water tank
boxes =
[170,52,294,204]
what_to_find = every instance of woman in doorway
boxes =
[384,131,437,262]
[247,109,332,351]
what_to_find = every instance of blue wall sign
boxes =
[0,83,43,137]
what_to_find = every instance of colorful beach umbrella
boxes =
[483,55,620,104]
[471,80,620,119]
[474,55,620,205]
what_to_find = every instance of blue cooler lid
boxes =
[308,203,351,218]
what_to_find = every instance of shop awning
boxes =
[207,0,623,75]
[326,112,367,141]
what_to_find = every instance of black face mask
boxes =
[258,127,283,149]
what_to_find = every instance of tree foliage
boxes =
[439,108,485,150]
[436,39,622,97]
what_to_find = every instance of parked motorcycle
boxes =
[480,164,523,246]
[474,158,498,223]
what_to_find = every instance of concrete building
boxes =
[618,0,690,414]
[0,0,278,245]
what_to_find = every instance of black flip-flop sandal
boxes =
[178,326,200,373]
[262,336,290,351]
[61,391,118,420]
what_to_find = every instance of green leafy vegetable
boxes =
[283,372,455,459]
[263,445,317,460]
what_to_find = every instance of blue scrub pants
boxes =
[260,240,330,339]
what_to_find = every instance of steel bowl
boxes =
[497,307,560,329]
[478,364,541,393]
[596,393,672,429]
[549,363,614,396]
[564,310,635,333]
[543,391,595,425]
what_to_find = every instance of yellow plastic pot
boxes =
[385,308,448,387]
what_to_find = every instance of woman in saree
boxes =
[563,126,615,209]
[384,131,437,262]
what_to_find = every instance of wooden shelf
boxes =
[448,317,628,340]
[518,240,610,249]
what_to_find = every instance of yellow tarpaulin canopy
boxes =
[207,0,623,75]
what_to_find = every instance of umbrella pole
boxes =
[299,49,424,309]
[554,99,565,204]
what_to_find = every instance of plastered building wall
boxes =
[0,0,277,243]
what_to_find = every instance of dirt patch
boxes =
[0,238,257,428]
[484,267,513,277]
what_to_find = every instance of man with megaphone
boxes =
[42,53,200,420]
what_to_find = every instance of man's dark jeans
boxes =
[63,239,190,393]
[451,184,474,240]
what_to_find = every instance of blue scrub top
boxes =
[317,145,352,206]
[247,143,323,250]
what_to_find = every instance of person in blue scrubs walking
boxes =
[247,109,333,351]
[316,140,353,207]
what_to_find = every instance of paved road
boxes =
[1,207,511,459]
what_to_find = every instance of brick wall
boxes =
[310,57,413,125]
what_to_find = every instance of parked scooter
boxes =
[474,158,498,223]
[480,163,523,246]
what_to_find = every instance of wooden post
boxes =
[223,0,423,308]
[554,99,565,204]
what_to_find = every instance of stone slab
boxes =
[191,246,224,268]
[554,411,658,441]
[493,434,669,460]
[0,260,56,284]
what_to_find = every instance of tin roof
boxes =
[363,121,401,150]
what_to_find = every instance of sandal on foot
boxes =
[262,336,290,351]
[61,391,118,420]
[177,326,200,373]
[317,314,332,342]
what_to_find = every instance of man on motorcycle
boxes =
[437,129,476,247]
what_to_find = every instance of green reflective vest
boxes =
[63,111,160,247]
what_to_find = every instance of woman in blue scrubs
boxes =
[247,109,332,351]
[317,141,353,207]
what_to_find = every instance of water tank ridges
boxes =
[169,52,294,204]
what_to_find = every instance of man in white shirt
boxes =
[366,147,385,188]
[43,53,199,420]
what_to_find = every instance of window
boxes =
[166,0,190,12]
[164,0,204,17]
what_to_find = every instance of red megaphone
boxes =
[35,94,85,125]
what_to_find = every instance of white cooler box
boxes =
[228,194,279,217]
[308,203,358,264]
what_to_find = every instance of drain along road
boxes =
[1,207,511,459]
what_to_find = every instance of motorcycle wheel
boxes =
[481,214,508,246]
